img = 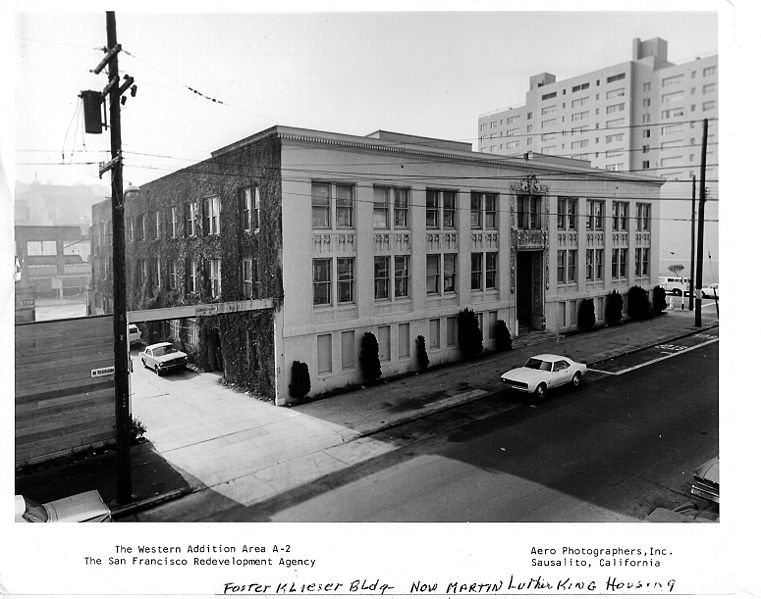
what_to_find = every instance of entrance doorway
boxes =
[516,251,545,332]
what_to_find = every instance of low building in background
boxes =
[90,125,663,403]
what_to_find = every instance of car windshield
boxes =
[153,345,176,357]
[524,358,552,371]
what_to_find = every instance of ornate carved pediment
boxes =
[509,174,549,194]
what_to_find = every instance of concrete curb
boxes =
[112,487,193,519]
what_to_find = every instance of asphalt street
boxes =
[261,336,719,522]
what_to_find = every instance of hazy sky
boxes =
[9,8,720,188]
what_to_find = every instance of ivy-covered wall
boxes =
[93,134,284,399]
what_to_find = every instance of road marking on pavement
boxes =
[588,337,719,376]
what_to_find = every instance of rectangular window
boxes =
[378,326,391,362]
[541,118,557,129]
[488,311,497,339]
[703,66,716,77]
[607,73,625,83]
[429,319,440,349]
[313,258,332,306]
[470,193,483,229]
[152,256,161,288]
[311,182,331,228]
[703,83,716,94]
[517,196,542,229]
[470,253,482,290]
[541,91,557,100]
[557,250,566,283]
[317,334,332,374]
[185,202,197,237]
[541,105,556,115]
[243,258,254,299]
[595,249,604,280]
[643,82,651,91]
[586,200,605,231]
[568,249,577,283]
[485,252,497,289]
[636,203,651,231]
[210,258,221,298]
[571,82,589,92]
[571,111,589,122]
[446,317,457,347]
[570,139,588,150]
[443,254,457,293]
[442,191,456,229]
[336,185,354,228]
[662,90,684,104]
[240,186,259,232]
[394,256,409,298]
[398,323,410,358]
[571,97,588,108]
[612,201,629,231]
[661,107,685,119]
[635,248,650,277]
[337,258,354,304]
[606,103,625,114]
[155,212,161,239]
[374,256,390,300]
[169,261,177,290]
[426,254,440,295]
[606,88,625,99]
[341,331,355,370]
[394,188,409,228]
[662,74,683,87]
[137,214,145,241]
[557,197,577,230]
[188,258,198,293]
[484,194,497,229]
[171,206,178,238]
[605,133,625,144]
[426,190,439,229]
[204,196,220,235]
[702,100,716,111]
[373,187,390,228]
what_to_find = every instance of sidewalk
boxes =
[15,309,718,520]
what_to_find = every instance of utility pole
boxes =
[82,11,136,504]
[689,175,696,311]
[106,11,132,505]
[694,118,708,328]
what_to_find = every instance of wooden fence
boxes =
[15,315,116,468]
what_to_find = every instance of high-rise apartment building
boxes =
[478,38,718,280]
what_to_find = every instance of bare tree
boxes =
[668,264,685,277]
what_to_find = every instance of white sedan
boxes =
[139,342,188,375]
[500,353,587,400]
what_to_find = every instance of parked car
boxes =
[500,353,587,400]
[128,323,142,345]
[139,342,188,375]
[15,490,111,523]
[700,285,719,299]
[691,456,719,503]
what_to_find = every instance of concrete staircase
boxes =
[513,324,562,350]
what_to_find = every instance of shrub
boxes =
[416,335,429,371]
[653,285,668,313]
[494,319,512,351]
[359,332,382,382]
[627,285,652,321]
[604,290,624,326]
[578,298,596,332]
[457,308,483,357]
[130,416,146,444]
[289,361,311,400]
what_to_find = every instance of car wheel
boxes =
[155,366,162,376]
[571,372,583,388]
[534,383,547,401]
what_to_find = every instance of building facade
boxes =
[15,225,91,298]
[477,38,718,279]
[91,126,662,403]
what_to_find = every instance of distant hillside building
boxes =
[477,38,718,280]
[15,181,106,235]
[15,225,91,298]
[90,125,663,403]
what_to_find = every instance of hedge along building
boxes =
[90,125,663,404]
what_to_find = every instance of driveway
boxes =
[128,347,383,509]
